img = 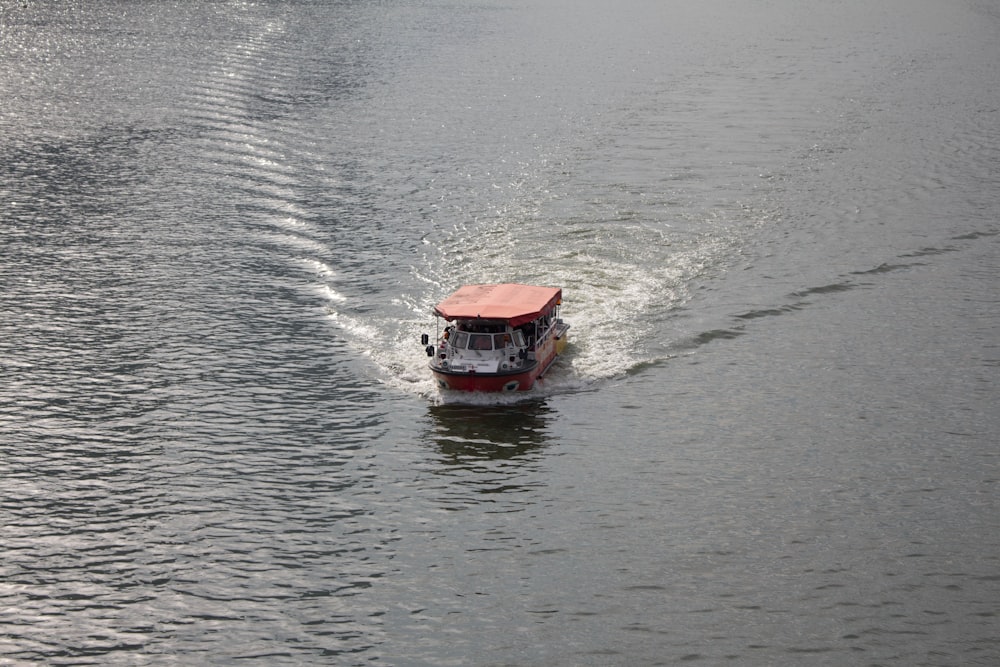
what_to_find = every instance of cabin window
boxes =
[512,330,526,347]
[452,331,469,349]
[470,334,493,350]
[494,333,512,349]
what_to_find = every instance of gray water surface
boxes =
[2,1,998,664]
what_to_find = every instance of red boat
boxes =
[422,284,570,392]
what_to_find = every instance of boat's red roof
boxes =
[433,284,562,327]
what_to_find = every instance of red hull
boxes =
[431,367,539,392]
[432,345,559,393]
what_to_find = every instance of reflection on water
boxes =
[415,402,555,509]
[426,402,552,462]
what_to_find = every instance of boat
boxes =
[421,283,570,392]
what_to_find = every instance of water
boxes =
[2,0,998,664]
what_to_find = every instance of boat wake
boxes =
[318,205,752,404]
[137,0,783,404]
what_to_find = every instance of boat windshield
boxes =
[449,330,519,350]
[469,334,494,350]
